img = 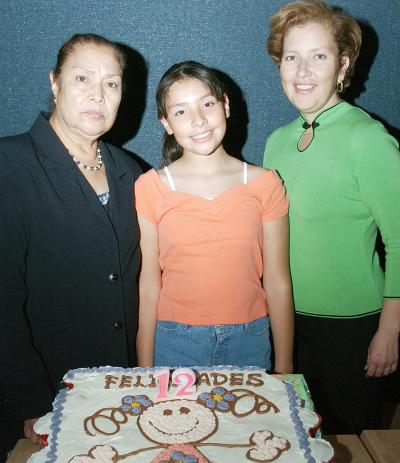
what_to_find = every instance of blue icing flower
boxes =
[162,451,198,463]
[120,395,152,415]
[172,451,198,462]
[212,387,226,395]
[204,397,216,409]
[197,387,236,412]
[217,400,230,411]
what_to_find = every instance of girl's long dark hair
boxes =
[156,61,227,165]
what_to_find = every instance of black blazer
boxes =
[0,113,142,420]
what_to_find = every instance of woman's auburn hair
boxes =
[267,0,362,89]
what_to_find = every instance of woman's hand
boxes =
[366,328,399,377]
[366,300,400,377]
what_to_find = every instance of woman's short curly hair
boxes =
[267,0,362,89]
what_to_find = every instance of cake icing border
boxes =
[284,381,316,463]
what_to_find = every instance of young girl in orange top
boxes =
[135,61,293,372]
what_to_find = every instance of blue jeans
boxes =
[154,316,271,370]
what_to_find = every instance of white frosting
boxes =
[69,445,117,463]
[138,400,217,444]
[248,431,290,460]
[28,367,334,463]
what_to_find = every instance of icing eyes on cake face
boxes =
[138,400,217,445]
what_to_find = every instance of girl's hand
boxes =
[273,360,294,375]
[262,214,294,378]
[365,328,399,377]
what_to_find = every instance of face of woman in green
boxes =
[279,21,349,122]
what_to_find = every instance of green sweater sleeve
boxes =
[355,121,400,299]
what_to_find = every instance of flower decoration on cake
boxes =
[161,450,198,463]
[197,387,236,412]
[246,430,290,462]
[121,395,153,415]
[152,443,208,463]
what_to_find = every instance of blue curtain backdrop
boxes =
[0,0,399,168]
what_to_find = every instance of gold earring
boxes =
[337,81,344,93]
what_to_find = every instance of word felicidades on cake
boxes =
[29,366,334,463]
[104,369,266,390]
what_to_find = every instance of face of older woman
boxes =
[50,44,122,143]
[280,22,349,123]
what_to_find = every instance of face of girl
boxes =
[50,43,122,143]
[279,22,349,122]
[161,77,229,158]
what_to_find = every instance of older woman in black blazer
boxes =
[0,34,141,456]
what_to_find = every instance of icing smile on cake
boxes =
[139,400,217,444]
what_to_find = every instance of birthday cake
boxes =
[29,366,334,463]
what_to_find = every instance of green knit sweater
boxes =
[264,101,400,318]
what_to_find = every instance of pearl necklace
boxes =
[69,146,103,171]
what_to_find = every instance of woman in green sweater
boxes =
[264,0,400,434]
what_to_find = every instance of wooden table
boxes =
[360,429,400,463]
[6,439,41,463]
[325,434,374,462]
